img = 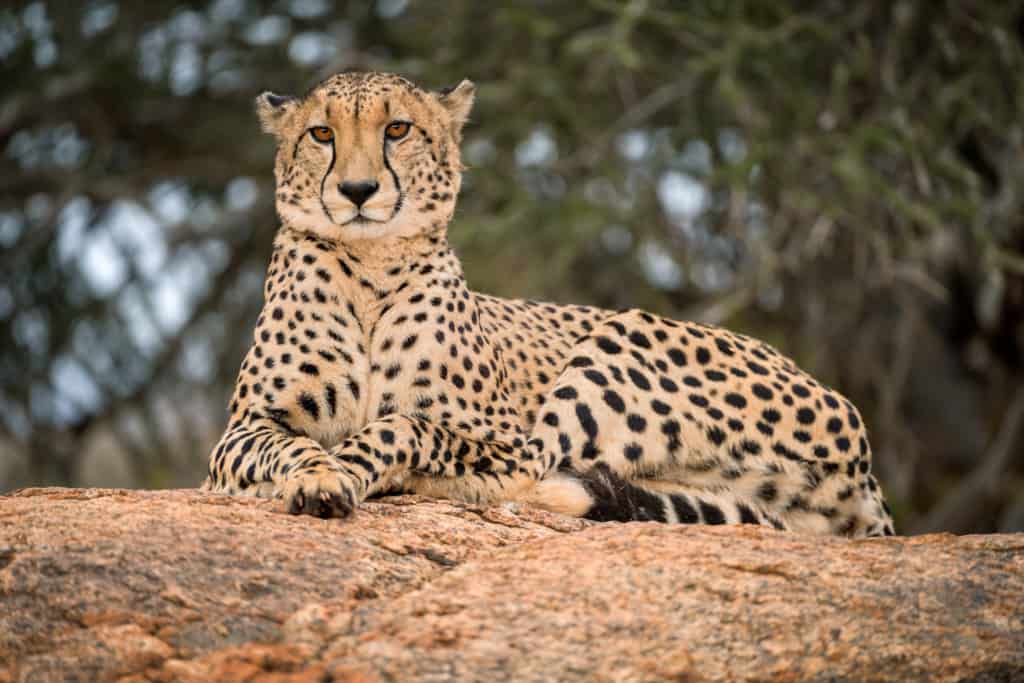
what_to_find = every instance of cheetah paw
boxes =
[281,467,360,519]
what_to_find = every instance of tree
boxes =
[1,0,1022,532]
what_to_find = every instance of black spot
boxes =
[576,403,599,440]
[762,408,781,423]
[554,386,578,400]
[704,369,727,382]
[627,414,647,433]
[667,348,687,366]
[543,412,559,427]
[569,356,594,368]
[740,439,761,455]
[380,429,395,444]
[624,443,643,461]
[603,390,626,413]
[689,393,709,408]
[773,442,803,462]
[827,417,843,433]
[671,495,699,523]
[796,407,816,425]
[824,394,840,409]
[707,426,727,446]
[787,495,810,512]
[627,368,651,390]
[628,331,651,349]
[651,399,671,415]
[595,336,622,354]
[848,411,861,429]
[814,445,829,458]
[299,363,319,376]
[696,347,711,364]
[583,369,609,387]
[661,419,682,452]
[298,393,319,420]
[724,393,747,409]
[757,481,778,502]
[752,384,773,400]
[658,377,679,393]
[835,436,851,452]
[401,334,418,350]
[737,504,759,524]
[794,430,812,443]
[747,361,769,375]
[699,501,726,524]
[325,384,336,415]
[792,383,810,398]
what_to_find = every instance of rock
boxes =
[0,488,1021,682]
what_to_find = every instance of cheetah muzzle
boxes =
[202,71,896,537]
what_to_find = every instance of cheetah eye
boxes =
[384,121,411,140]
[309,126,334,143]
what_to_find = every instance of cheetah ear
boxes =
[437,79,475,135]
[256,91,299,137]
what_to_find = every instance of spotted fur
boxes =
[202,72,895,537]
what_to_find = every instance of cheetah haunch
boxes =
[203,72,895,537]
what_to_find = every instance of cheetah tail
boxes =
[544,463,787,530]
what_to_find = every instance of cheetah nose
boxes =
[339,180,379,208]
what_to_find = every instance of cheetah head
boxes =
[256,72,474,242]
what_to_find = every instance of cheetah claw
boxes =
[281,467,359,519]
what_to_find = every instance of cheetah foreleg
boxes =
[204,420,356,517]
[317,414,549,515]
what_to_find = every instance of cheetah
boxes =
[202,71,895,537]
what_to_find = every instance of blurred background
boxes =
[1,0,1022,534]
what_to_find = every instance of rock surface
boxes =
[1,488,1022,682]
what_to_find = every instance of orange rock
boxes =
[1,488,1022,681]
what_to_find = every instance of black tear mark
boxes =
[318,133,337,222]
[382,134,404,218]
